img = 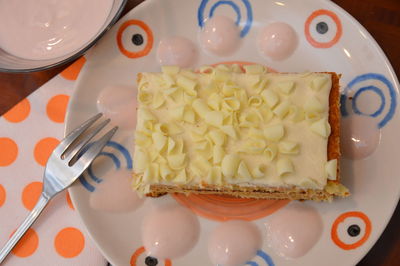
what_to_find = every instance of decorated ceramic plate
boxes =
[65,0,400,265]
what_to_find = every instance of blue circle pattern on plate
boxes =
[352,85,385,117]
[198,0,253,38]
[245,250,274,266]
[79,141,133,192]
[340,73,397,128]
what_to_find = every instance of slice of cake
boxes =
[132,64,349,201]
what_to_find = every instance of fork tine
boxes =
[54,113,103,155]
[71,126,118,170]
[66,118,111,161]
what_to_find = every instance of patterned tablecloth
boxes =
[0,59,107,265]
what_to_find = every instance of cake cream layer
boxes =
[133,65,336,194]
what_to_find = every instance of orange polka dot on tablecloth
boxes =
[46,94,70,123]
[0,184,6,207]
[22,182,43,211]
[66,191,75,210]
[0,137,18,167]
[3,98,31,123]
[60,57,86,81]
[54,227,85,258]
[34,137,60,166]
[11,228,39,257]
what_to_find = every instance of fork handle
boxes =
[0,194,49,264]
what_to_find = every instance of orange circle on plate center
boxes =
[173,194,289,221]
[173,61,288,221]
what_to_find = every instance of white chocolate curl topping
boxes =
[133,66,333,194]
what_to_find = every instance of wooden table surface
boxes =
[0,0,399,265]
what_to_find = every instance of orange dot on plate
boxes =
[0,137,18,166]
[22,182,43,211]
[66,191,75,210]
[0,184,6,207]
[61,57,86,81]
[46,94,70,123]
[11,228,39,257]
[3,98,31,123]
[54,227,85,258]
[34,137,60,166]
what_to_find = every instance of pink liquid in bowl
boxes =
[199,15,241,56]
[157,36,197,67]
[142,204,200,259]
[257,22,298,61]
[0,0,113,60]
[208,220,262,266]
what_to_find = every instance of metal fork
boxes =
[0,113,117,264]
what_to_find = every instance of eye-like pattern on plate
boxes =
[197,0,253,38]
[79,141,132,192]
[130,246,172,266]
[331,211,372,250]
[304,9,342,48]
[341,73,397,128]
[117,20,154,58]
